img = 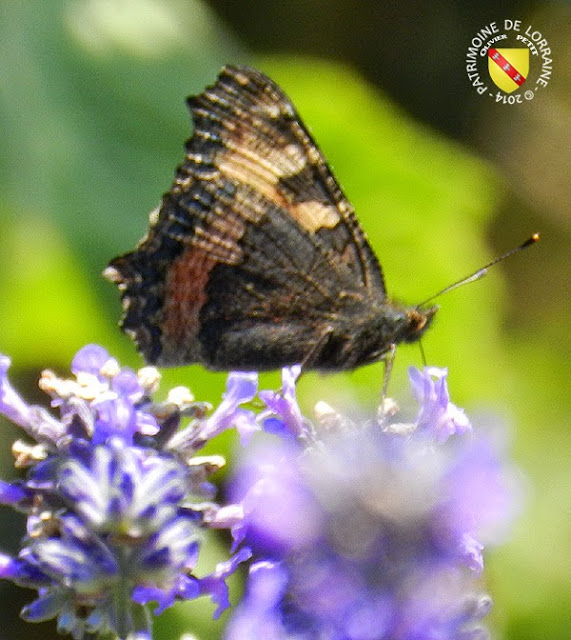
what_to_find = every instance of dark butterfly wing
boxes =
[105,65,387,368]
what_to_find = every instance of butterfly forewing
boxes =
[184,66,386,291]
[106,65,390,368]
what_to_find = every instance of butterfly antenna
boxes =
[418,233,540,308]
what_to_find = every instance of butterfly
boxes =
[104,65,437,372]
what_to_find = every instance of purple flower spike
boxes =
[0,345,247,639]
[227,364,518,640]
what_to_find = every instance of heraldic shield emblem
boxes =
[488,48,530,93]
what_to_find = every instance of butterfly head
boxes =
[401,305,439,344]
[347,303,439,369]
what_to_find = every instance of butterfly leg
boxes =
[379,344,397,419]
[275,325,334,393]
[298,326,335,374]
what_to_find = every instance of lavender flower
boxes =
[0,345,252,640]
[226,366,516,640]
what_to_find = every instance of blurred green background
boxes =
[0,1,568,639]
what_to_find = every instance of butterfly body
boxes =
[105,66,437,371]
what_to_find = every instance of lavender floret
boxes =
[0,345,251,639]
